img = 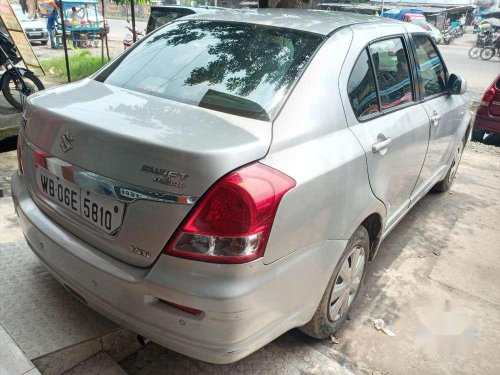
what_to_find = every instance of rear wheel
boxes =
[468,46,481,59]
[1,71,44,110]
[299,226,369,339]
[433,137,465,193]
[472,129,486,142]
[480,47,495,60]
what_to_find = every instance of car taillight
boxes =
[165,162,296,264]
[17,135,23,174]
[480,87,496,107]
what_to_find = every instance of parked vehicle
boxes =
[472,74,500,142]
[443,28,455,45]
[0,32,44,110]
[424,22,443,44]
[12,11,470,364]
[382,8,427,26]
[12,5,49,45]
[146,5,221,34]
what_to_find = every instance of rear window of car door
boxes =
[412,35,447,98]
[347,49,379,119]
[369,38,414,110]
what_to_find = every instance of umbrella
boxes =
[38,0,59,14]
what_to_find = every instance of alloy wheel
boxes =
[328,245,365,322]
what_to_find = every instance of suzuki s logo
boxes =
[60,131,74,153]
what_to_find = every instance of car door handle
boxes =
[372,137,392,153]
[431,114,442,126]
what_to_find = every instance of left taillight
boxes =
[164,162,296,264]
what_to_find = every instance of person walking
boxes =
[47,9,58,49]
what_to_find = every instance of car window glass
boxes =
[369,38,413,110]
[96,20,324,121]
[146,9,190,33]
[347,49,379,118]
[413,35,447,98]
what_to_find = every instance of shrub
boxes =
[41,50,110,81]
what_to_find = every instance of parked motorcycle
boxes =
[0,32,44,110]
[443,29,455,45]
[123,23,144,50]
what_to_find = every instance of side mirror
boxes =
[448,73,467,95]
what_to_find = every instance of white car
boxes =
[12,5,49,45]
[424,22,443,44]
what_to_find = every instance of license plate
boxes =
[36,167,125,234]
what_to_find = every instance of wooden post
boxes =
[58,0,71,82]
[131,0,136,43]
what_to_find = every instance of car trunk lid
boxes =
[21,80,272,267]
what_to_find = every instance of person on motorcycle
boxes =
[47,9,58,49]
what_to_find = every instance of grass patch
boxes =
[41,50,110,81]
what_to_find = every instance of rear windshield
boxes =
[96,20,323,121]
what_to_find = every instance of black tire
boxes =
[480,47,495,60]
[299,226,369,339]
[40,40,48,45]
[433,137,465,193]
[472,129,485,142]
[1,71,44,110]
[468,46,481,59]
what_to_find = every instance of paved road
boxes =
[439,44,499,94]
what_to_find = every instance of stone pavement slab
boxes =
[65,352,127,375]
[0,324,40,375]
[0,197,118,360]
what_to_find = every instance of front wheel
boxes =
[480,47,495,60]
[468,46,481,59]
[299,226,369,339]
[1,70,44,110]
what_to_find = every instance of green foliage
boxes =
[41,50,109,81]
[112,0,150,5]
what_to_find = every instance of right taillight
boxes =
[480,87,496,107]
[164,162,296,264]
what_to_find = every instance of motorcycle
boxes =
[0,32,44,110]
[443,29,455,45]
[123,23,144,50]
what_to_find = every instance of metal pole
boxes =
[58,0,71,82]
[381,0,385,16]
[131,0,136,43]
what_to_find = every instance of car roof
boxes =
[150,5,224,14]
[179,9,395,35]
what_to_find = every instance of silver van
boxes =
[12,10,470,364]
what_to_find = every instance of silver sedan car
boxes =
[12,10,470,364]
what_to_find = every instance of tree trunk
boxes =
[131,0,136,43]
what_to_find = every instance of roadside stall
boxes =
[40,0,105,48]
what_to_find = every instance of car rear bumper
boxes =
[473,113,500,134]
[11,172,345,364]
